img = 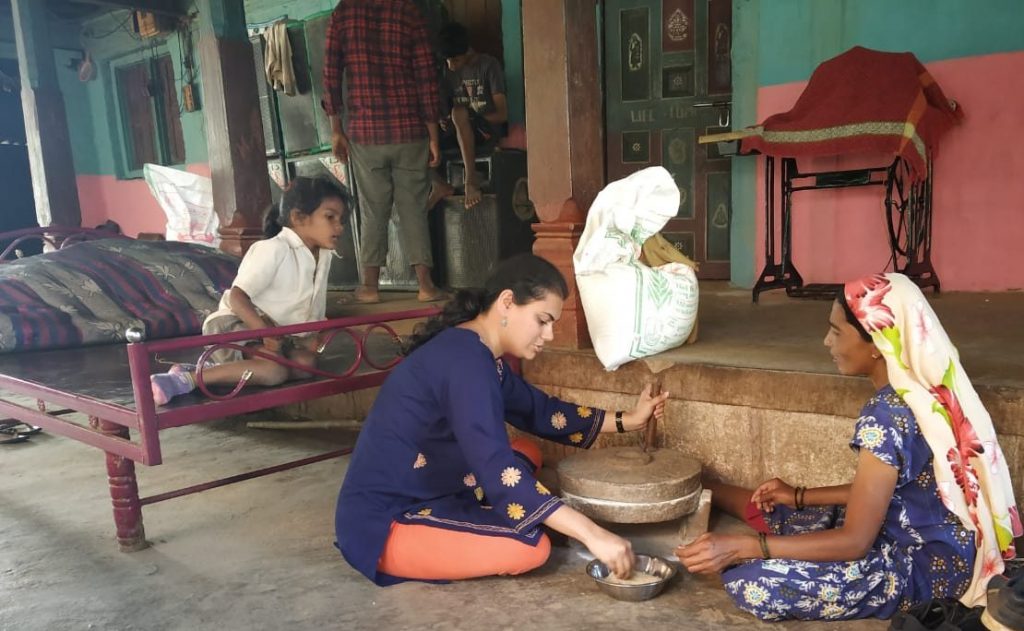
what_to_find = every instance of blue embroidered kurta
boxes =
[722,386,976,621]
[336,327,604,585]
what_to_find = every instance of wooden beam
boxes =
[194,0,271,257]
[697,129,756,145]
[12,0,82,227]
[66,0,188,18]
[522,0,603,349]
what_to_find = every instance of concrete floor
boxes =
[1,409,886,631]
[5,284,1018,630]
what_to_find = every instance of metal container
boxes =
[586,554,678,602]
[442,195,499,288]
[439,150,535,289]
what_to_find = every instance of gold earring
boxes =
[872,353,881,359]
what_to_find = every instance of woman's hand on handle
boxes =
[622,384,670,431]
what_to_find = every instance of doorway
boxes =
[442,0,503,62]
[0,58,40,256]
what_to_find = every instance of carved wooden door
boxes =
[604,0,733,278]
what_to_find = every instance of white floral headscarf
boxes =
[845,273,1022,607]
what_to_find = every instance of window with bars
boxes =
[115,53,185,173]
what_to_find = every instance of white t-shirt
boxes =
[204,227,333,331]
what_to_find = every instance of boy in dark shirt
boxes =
[430,22,508,209]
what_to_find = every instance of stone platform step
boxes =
[523,348,1024,503]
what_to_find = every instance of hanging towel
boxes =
[264,21,296,96]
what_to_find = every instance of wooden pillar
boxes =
[10,0,81,228]
[196,0,270,257]
[522,0,604,349]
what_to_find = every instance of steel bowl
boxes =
[586,553,678,602]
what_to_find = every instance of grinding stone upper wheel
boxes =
[557,447,702,502]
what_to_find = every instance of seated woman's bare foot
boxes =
[417,287,449,303]
[353,286,381,304]
[427,181,455,210]
[464,182,483,209]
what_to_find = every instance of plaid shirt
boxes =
[323,0,440,146]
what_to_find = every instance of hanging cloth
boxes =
[264,21,297,96]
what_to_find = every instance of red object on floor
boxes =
[745,501,771,534]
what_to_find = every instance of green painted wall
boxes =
[728,0,1024,287]
[502,0,525,124]
[0,10,12,58]
[729,0,759,287]
[54,49,101,176]
[757,0,1024,86]
[244,0,338,25]
[67,11,209,176]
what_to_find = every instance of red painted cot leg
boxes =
[90,416,148,551]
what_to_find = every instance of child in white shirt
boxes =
[150,177,349,405]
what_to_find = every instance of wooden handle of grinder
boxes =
[642,380,662,452]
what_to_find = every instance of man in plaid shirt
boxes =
[323,0,445,303]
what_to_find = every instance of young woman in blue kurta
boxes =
[336,254,669,585]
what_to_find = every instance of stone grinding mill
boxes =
[555,382,712,544]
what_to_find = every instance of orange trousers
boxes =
[377,438,551,580]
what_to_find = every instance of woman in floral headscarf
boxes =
[676,273,1021,621]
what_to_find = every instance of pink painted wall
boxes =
[755,51,1024,291]
[77,164,212,238]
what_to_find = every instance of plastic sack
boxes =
[573,166,699,371]
[143,163,219,247]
